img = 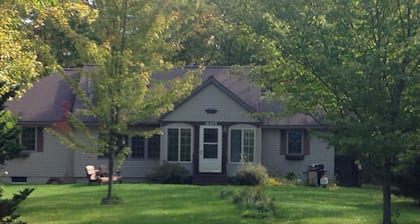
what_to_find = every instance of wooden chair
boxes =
[85,165,122,185]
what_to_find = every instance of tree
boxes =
[1,0,96,97]
[169,0,266,66]
[0,1,92,221]
[0,188,34,224]
[392,151,420,205]
[0,0,95,163]
[0,111,21,165]
[48,0,200,204]
[246,1,419,223]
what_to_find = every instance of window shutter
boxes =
[303,130,310,155]
[36,127,44,152]
[280,130,286,155]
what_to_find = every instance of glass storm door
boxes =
[199,125,222,173]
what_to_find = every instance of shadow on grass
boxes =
[8,184,420,224]
[18,184,252,224]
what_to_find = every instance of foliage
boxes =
[244,1,420,223]
[0,111,22,165]
[0,187,34,224]
[0,0,95,98]
[235,163,269,186]
[392,152,420,206]
[327,183,339,191]
[47,0,200,203]
[30,1,98,67]
[1,0,96,166]
[223,186,276,219]
[147,162,190,184]
[219,187,236,199]
[266,177,282,187]
[169,0,266,66]
[285,172,297,181]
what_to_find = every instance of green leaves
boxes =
[251,0,419,153]
[47,1,202,179]
[0,111,22,165]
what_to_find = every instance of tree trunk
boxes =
[101,141,115,205]
[382,160,392,224]
[106,147,114,201]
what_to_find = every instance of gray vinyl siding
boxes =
[73,152,160,179]
[261,129,335,180]
[163,84,259,123]
[72,127,163,179]
[1,127,164,184]
[1,131,74,184]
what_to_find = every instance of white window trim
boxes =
[20,127,38,152]
[286,130,304,155]
[166,127,193,163]
[228,128,256,163]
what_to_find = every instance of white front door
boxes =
[199,125,222,173]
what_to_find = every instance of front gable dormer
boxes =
[161,76,260,123]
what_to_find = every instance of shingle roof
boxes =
[155,66,321,128]
[6,69,77,125]
[7,66,321,128]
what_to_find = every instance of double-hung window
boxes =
[20,127,43,152]
[287,130,303,155]
[98,134,128,159]
[147,135,160,159]
[167,128,192,162]
[130,135,160,160]
[230,129,255,162]
[131,136,145,159]
[21,127,36,151]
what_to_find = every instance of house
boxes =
[1,66,334,184]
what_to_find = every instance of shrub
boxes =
[285,172,297,181]
[327,183,339,191]
[266,177,282,187]
[232,187,276,218]
[0,187,34,224]
[235,163,269,186]
[147,162,190,184]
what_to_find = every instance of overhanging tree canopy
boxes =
[0,0,95,164]
[245,0,419,223]
[48,0,201,204]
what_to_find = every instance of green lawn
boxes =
[2,183,419,224]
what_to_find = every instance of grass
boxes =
[1,183,419,224]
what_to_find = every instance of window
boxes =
[287,130,303,155]
[203,128,218,158]
[230,129,255,162]
[147,134,160,159]
[130,135,160,160]
[21,128,36,151]
[280,130,309,160]
[98,134,128,158]
[20,127,43,152]
[131,136,145,159]
[167,128,192,162]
